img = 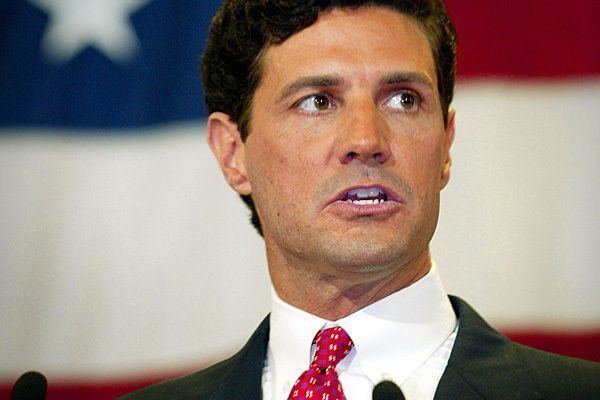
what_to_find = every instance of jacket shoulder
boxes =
[513,343,600,399]
[442,296,600,400]
[117,316,270,400]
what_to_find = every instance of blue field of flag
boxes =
[0,0,221,130]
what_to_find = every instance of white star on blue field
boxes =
[28,0,151,63]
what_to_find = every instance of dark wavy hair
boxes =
[201,0,457,236]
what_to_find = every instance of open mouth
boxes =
[325,184,402,217]
[343,187,389,205]
[330,185,400,207]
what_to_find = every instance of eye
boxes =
[385,91,419,112]
[296,94,335,113]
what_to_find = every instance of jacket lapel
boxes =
[434,297,542,400]
[208,316,270,400]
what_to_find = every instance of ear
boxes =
[206,112,252,195]
[440,108,455,190]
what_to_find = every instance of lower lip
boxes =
[326,200,403,218]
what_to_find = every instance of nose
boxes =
[336,100,390,165]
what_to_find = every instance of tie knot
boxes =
[311,326,354,373]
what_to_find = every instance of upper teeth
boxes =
[345,187,387,204]
[348,187,383,199]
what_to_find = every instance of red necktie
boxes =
[287,326,354,400]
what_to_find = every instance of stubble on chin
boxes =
[314,225,421,273]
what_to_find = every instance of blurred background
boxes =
[1,0,599,398]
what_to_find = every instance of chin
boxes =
[317,235,413,272]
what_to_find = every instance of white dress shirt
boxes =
[262,263,458,400]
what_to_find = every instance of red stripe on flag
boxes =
[504,329,600,362]
[1,332,598,399]
[445,0,600,78]
[0,370,191,400]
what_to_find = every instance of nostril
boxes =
[341,149,389,164]
[373,151,387,163]
[345,151,360,162]
[348,151,358,159]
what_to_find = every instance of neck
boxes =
[268,248,432,321]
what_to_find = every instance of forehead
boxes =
[259,6,437,91]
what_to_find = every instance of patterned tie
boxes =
[287,326,354,400]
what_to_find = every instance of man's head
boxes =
[203,1,457,288]
[201,0,457,237]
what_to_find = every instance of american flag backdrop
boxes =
[1,1,599,398]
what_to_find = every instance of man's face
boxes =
[238,7,454,274]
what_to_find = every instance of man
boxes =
[120,1,599,399]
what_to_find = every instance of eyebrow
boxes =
[278,74,344,101]
[380,72,435,91]
[277,71,435,101]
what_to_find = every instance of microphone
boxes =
[372,380,405,400]
[10,371,47,400]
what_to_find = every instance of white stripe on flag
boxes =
[434,79,600,329]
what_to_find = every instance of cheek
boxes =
[396,136,445,208]
[254,124,324,180]
[247,132,310,202]
[399,135,443,175]
[419,143,444,177]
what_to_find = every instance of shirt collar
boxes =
[337,262,457,383]
[268,262,457,391]
[268,285,328,396]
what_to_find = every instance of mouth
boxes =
[324,184,403,218]
[329,184,403,206]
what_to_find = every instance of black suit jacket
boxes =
[118,297,599,399]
